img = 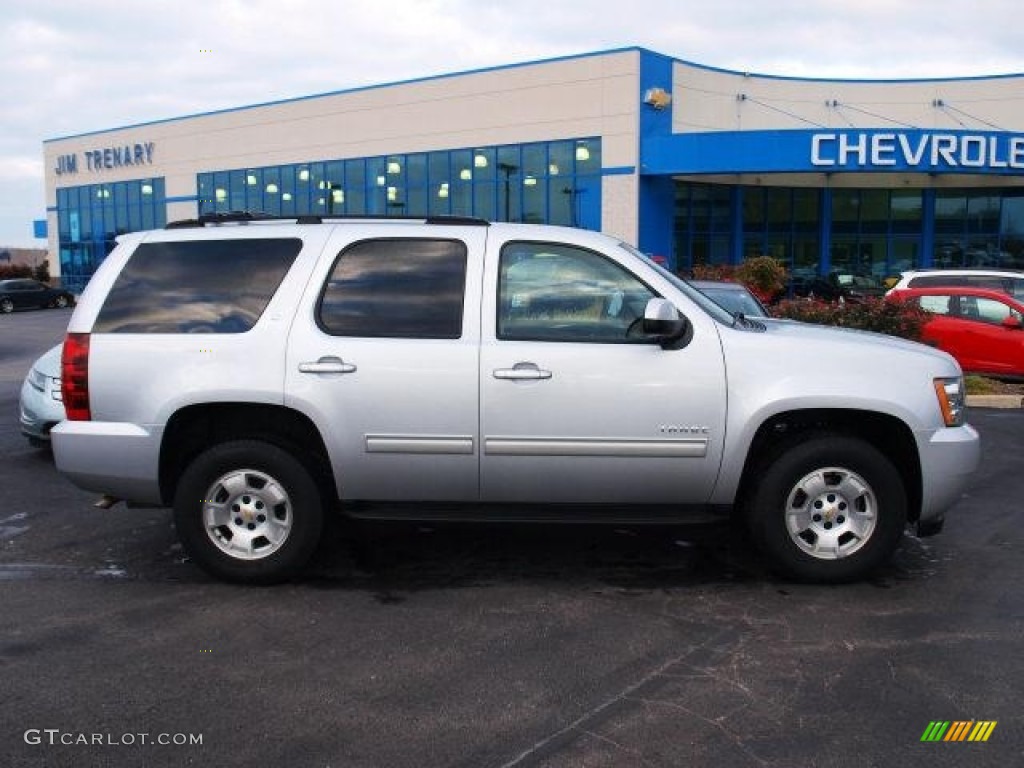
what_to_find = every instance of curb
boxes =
[966,394,1024,409]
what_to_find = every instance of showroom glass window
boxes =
[197,138,602,230]
[56,179,166,293]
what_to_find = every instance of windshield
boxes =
[698,287,767,317]
[616,242,737,325]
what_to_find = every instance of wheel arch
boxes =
[159,403,337,507]
[735,408,922,523]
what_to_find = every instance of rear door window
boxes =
[93,238,302,333]
[317,239,467,339]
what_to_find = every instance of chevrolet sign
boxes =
[811,132,1024,170]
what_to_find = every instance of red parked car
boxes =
[889,287,1024,379]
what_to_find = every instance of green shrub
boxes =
[735,255,788,302]
[772,297,930,342]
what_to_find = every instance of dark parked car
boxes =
[791,272,886,303]
[690,280,769,317]
[0,279,75,314]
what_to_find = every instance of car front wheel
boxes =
[173,440,325,584]
[746,435,907,583]
[0,298,12,313]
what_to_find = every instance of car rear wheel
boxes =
[173,440,325,584]
[54,295,69,308]
[746,435,906,583]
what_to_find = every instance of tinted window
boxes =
[93,238,302,333]
[909,275,967,288]
[498,242,656,342]
[318,239,466,338]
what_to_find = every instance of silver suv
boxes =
[53,214,980,584]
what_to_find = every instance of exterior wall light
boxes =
[246,174,257,185]
[438,183,449,198]
[460,168,472,180]
[474,153,488,168]
[298,168,310,181]
[523,176,537,186]
[332,189,344,204]
[643,87,672,110]
[387,186,398,202]
[575,142,590,162]
[215,188,227,202]
[387,161,401,174]
[282,192,292,201]
[265,183,279,194]
[376,175,387,187]
[141,183,153,195]
[548,163,559,176]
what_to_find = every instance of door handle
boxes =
[493,362,552,381]
[298,356,357,374]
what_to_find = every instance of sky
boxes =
[1,0,1022,248]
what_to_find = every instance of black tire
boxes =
[173,440,325,584]
[54,295,69,308]
[0,298,12,314]
[745,435,906,583]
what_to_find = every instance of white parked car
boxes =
[886,268,1024,300]
[52,214,979,584]
[19,344,65,446]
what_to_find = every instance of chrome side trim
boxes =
[484,437,708,458]
[365,435,475,455]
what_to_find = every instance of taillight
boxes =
[62,333,91,421]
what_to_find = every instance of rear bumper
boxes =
[916,423,980,523]
[51,421,164,505]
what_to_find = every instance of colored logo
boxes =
[921,721,997,742]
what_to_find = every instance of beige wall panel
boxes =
[46,52,641,206]
[673,62,1024,133]
[601,174,638,244]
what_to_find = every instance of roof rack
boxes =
[166,211,490,229]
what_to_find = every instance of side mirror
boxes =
[1001,315,1023,330]
[642,298,690,349]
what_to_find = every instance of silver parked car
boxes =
[690,280,769,318]
[19,344,65,446]
[51,214,979,585]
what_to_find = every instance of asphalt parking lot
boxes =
[2,308,1022,767]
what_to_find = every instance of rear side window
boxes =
[909,275,966,288]
[93,238,302,333]
[318,239,467,338]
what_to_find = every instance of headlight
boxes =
[934,376,966,427]
[28,367,46,392]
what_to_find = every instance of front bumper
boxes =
[51,420,164,504]
[916,422,981,523]
[19,377,65,442]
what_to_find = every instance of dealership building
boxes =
[42,47,1024,290]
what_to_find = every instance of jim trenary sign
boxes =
[53,141,155,176]
[811,131,1024,172]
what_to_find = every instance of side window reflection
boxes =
[498,242,656,342]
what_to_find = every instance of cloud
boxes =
[0,0,1021,246]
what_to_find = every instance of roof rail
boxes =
[166,212,490,229]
